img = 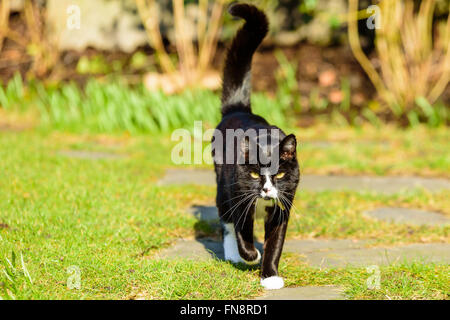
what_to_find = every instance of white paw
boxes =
[224,243,243,264]
[242,249,261,265]
[225,251,243,264]
[223,223,260,265]
[260,276,284,290]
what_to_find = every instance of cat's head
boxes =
[237,132,299,200]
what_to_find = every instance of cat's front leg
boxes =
[222,202,261,265]
[260,210,289,290]
[234,211,261,265]
[223,221,261,265]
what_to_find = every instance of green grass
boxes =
[0,129,448,299]
[281,255,449,300]
[297,123,450,177]
[0,76,448,300]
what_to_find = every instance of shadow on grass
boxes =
[192,204,263,271]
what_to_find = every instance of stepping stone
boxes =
[157,238,225,260]
[186,205,450,230]
[364,207,450,226]
[283,238,371,253]
[255,286,345,300]
[163,205,450,272]
[287,242,450,268]
[157,238,264,261]
[158,169,215,186]
[157,239,450,268]
[189,205,219,222]
[299,175,450,193]
[174,205,450,267]
[158,169,450,193]
[58,150,125,160]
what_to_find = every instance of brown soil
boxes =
[1,36,375,101]
[0,11,374,101]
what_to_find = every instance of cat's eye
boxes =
[275,172,285,179]
[250,172,259,179]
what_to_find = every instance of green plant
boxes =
[76,55,112,75]
[0,129,449,299]
[0,0,60,79]
[0,251,33,300]
[0,76,292,134]
[309,88,329,112]
[348,0,450,117]
[0,73,24,110]
[275,50,301,113]
[135,0,227,91]
[414,96,448,127]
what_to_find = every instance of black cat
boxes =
[212,3,300,290]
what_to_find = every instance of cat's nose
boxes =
[263,187,271,193]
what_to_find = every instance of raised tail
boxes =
[221,3,268,116]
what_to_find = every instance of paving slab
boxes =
[189,205,220,222]
[58,150,125,160]
[174,205,450,266]
[255,286,345,300]
[287,242,450,268]
[187,205,450,230]
[157,239,450,268]
[158,169,450,193]
[283,238,371,253]
[364,207,450,226]
[157,238,227,260]
[299,175,450,193]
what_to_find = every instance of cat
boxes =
[212,3,300,290]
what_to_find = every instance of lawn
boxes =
[0,122,448,300]
[0,0,448,302]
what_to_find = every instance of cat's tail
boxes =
[221,3,268,116]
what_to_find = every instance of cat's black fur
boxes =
[213,3,300,286]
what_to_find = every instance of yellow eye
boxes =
[250,172,259,179]
[275,172,285,179]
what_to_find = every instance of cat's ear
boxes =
[279,134,297,161]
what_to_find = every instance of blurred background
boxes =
[0,0,448,132]
[0,0,449,301]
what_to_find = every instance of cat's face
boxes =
[237,134,299,201]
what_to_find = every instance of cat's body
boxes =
[213,3,300,290]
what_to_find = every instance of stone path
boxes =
[156,203,450,300]
[190,203,450,229]
[158,169,450,193]
[158,237,449,300]
[256,286,345,300]
[156,169,450,299]
[158,238,450,267]
[177,205,450,266]
[364,207,450,226]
